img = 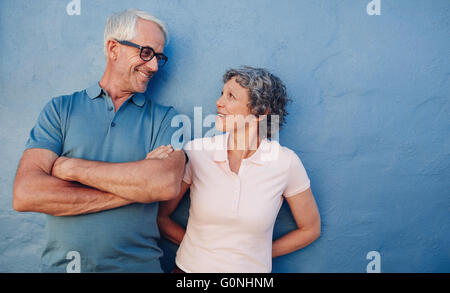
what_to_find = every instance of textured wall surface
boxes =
[0,0,449,272]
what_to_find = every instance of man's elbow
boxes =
[154,182,180,202]
[164,183,181,201]
[139,178,180,203]
[139,153,184,203]
[155,168,183,201]
[313,227,321,241]
[12,183,29,212]
[12,196,27,213]
[163,168,183,200]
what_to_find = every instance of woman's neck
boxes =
[227,125,261,160]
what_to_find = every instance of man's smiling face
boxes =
[115,18,165,94]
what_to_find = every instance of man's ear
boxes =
[106,39,119,61]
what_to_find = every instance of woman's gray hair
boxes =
[223,66,292,139]
[103,9,169,58]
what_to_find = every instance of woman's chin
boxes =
[215,118,244,133]
[215,124,226,132]
[215,118,226,132]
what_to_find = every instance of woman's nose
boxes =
[216,95,225,108]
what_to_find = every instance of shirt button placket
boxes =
[232,177,241,214]
[106,97,116,129]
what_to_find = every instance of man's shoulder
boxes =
[144,99,179,135]
[147,98,177,115]
[52,85,93,102]
[42,88,89,112]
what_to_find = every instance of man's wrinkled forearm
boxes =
[62,150,185,203]
[14,171,133,216]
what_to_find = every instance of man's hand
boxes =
[13,148,134,216]
[145,145,174,160]
[48,145,185,203]
[52,145,174,181]
[52,156,77,181]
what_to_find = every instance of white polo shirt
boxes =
[176,133,311,273]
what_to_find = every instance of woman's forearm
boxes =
[272,228,320,258]
[157,216,186,246]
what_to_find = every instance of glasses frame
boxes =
[114,39,168,67]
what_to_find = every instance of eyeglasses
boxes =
[115,39,168,67]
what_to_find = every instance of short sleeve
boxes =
[182,141,194,184]
[283,150,311,197]
[25,98,63,156]
[153,107,179,148]
[182,160,193,184]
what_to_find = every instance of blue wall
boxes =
[0,0,449,272]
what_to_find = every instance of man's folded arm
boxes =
[13,148,133,216]
[52,149,186,204]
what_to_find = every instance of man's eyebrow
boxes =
[140,41,163,52]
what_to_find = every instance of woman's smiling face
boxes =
[215,77,256,132]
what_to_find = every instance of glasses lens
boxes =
[140,47,154,61]
[156,55,167,67]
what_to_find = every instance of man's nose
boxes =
[144,57,159,72]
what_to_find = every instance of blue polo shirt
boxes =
[25,82,179,272]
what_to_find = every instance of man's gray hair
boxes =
[223,66,292,139]
[103,9,169,58]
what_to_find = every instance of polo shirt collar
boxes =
[86,82,146,107]
[246,139,270,165]
[86,82,103,99]
[131,93,146,107]
[213,132,268,165]
[213,133,229,162]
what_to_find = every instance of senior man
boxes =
[13,9,184,272]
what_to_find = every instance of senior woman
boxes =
[157,66,321,273]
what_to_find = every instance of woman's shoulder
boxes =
[261,139,303,164]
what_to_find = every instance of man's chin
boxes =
[135,88,147,93]
[133,83,149,93]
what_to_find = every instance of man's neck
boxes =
[99,68,133,102]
